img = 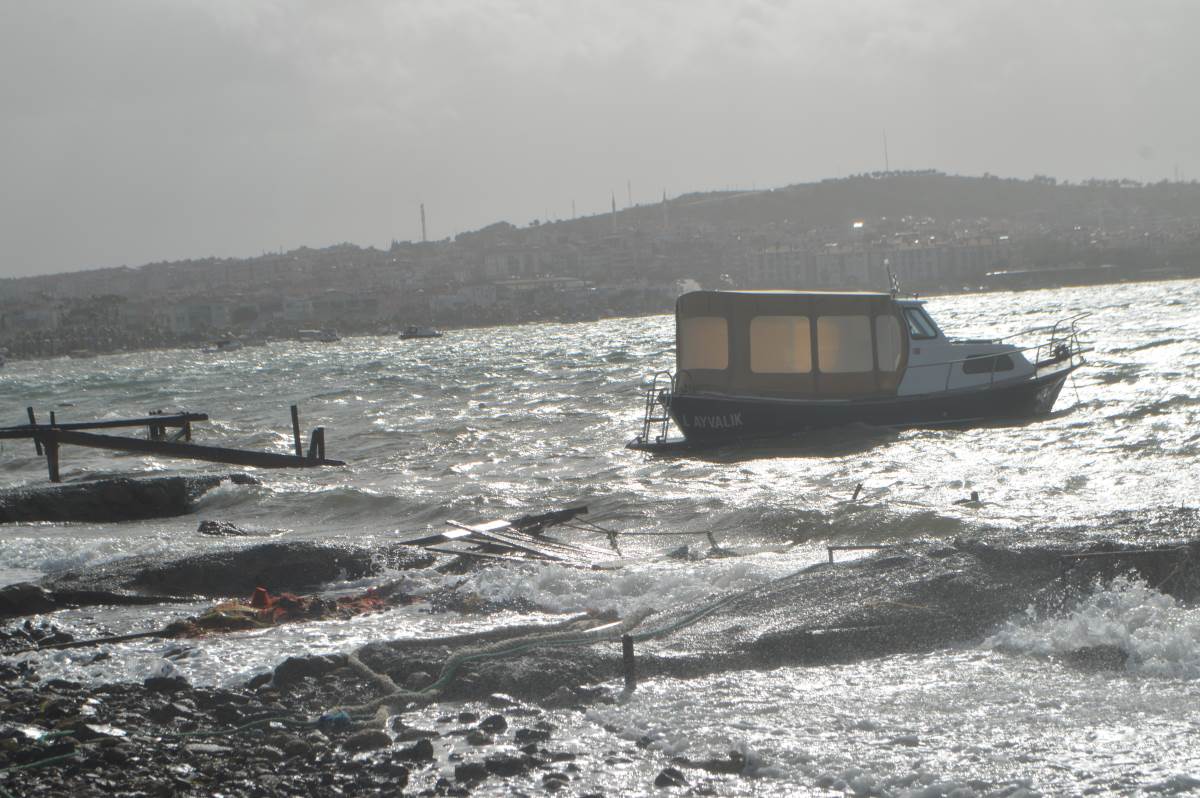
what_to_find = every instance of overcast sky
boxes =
[1,0,1197,278]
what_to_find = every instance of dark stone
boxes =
[465,730,492,746]
[543,772,570,791]
[0,584,58,618]
[396,738,435,762]
[343,729,392,752]
[197,520,269,537]
[478,714,507,734]
[513,727,550,744]
[282,737,313,758]
[394,727,440,742]
[272,655,345,687]
[454,762,488,782]
[654,767,688,788]
[484,754,528,777]
[457,711,479,723]
[143,675,189,694]
[0,475,254,524]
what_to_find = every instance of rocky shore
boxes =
[3,517,1199,796]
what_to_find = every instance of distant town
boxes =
[3,170,1200,360]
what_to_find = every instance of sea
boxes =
[3,278,1200,795]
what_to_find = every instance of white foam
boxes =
[987,575,1200,679]
[457,556,778,616]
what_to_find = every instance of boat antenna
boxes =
[886,259,900,298]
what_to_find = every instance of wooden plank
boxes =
[394,519,510,547]
[41,429,345,469]
[480,527,608,562]
[445,520,569,562]
[446,521,607,566]
[0,413,208,440]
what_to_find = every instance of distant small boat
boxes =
[399,325,443,340]
[202,338,244,354]
[298,329,340,343]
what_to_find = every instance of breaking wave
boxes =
[988,575,1200,679]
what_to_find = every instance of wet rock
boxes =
[484,753,529,777]
[272,654,346,687]
[465,730,492,746]
[394,727,440,742]
[0,474,255,524]
[0,583,57,617]
[478,714,507,734]
[543,771,571,791]
[396,738,435,762]
[457,711,479,723]
[654,767,688,788]
[343,729,392,752]
[42,542,433,600]
[143,675,189,694]
[282,736,313,758]
[198,520,272,537]
[673,750,745,775]
[514,727,551,744]
[455,761,488,782]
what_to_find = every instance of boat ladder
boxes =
[636,371,675,445]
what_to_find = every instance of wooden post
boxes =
[290,405,303,457]
[307,427,325,461]
[622,634,636,692]
[45,433,61,483]
[27,407,42,455]
[183,421,192,442]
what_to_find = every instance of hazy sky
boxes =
[2,0,1197,277]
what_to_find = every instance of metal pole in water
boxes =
[622,634,636,692]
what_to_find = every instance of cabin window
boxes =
[875,315,903,372]
[962,354,1014,374]
[679,316,729,370]
[749,316,812,374]
[904,307,938,339]
[817,315,874,373]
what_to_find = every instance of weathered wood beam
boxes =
[0,412,209,440]
[38,429,345,471]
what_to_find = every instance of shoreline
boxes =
[4,271,1197,366]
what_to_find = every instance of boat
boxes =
[202,338,243,354]
[297,329,340,343]
[630,289,1085,450]
[399,325,443,339]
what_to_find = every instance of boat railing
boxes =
[907,314,1088,391]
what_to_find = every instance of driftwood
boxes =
[396,506,618,569]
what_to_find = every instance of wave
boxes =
[988,576,1200,679]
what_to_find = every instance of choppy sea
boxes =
[4,279,1200,795]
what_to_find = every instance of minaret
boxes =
[661,189,669,232]
[611,192,617,233]
[420,203,427,243]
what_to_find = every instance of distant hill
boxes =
[578,172,1200,235]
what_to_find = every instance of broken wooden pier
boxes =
[2,405,344,482]
[397,506,619,569]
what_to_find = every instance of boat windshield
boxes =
[904,307,938,339]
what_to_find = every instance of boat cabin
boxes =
[674,290,1034,400]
